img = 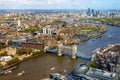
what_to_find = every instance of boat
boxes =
[17,71,25,76]
[0,69,12,75]
[0,66,17,76]
[4,70,12,74]
[63,69,67,73]
[49,73,66,80]
[108,35,112,38]
[50,67,55,71]
[92,39,95,41]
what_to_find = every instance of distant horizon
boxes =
[0,0,120,9]
[0,8,120,10]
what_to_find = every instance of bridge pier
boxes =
[58,41,63,56]
[44,45,49,53]
[58,49,62,56]
[71,54,76,59]
[72,44,77,59]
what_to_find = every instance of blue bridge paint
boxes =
[46,48,91,60]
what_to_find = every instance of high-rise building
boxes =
[87,8,91,16]
[91,9,95,16]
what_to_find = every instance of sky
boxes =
[0,0,120,9]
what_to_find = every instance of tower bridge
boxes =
[45,41,91,60]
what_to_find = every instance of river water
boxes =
[0,24,120,80]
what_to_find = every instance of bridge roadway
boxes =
[46,46,91,60]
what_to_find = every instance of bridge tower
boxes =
[44,45,49,53]
[72,44,77,59]
[5,39,8,46]
[58,41,63,56]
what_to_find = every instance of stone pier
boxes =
[58,41,63,56]
[72,44,77,59]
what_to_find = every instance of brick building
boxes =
[20,42,44,49]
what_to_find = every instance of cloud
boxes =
[0,0,81,9]
[91,0,96,3]
[47,0,68,5]
[0,0,68,5]
[0,0,119,9]
[17,0,42,5]
[0,0,42,5]
[73,0,83,5]
[0,0,16,5]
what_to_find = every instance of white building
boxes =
[42,28,52,34]
[0,56,12,62]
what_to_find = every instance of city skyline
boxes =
[0,0,120,9]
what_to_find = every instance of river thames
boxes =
[1,24,120,80]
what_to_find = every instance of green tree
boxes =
[8,40,12,45]
[17,49,27,55]
[32,50,42,55]
[24,28,37,33]
[26,49,33,54]
[0,51,8,57]
[17,49,33,55]
[88,62,97,68]
[7,57,20,65]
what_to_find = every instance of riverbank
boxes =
[1,52,44,70]
[79,18,120,27]
[66,23,108,45]
[80,29,107,43]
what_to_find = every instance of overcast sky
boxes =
[0,0,120,9]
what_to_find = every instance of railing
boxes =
[46,48,91,60]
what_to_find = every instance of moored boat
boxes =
[0,66,17,76]
[17,71,25,76]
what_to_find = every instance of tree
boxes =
[17,49,33,55]
[31,49,44,56]
[32,51,40,55]
[7,57,20,65]
[24,28,37,33]
[0,51,8,57]
[26,49,33,54]
[30,28,37,33]
[8,40,12,45]
[88,62,97,68]
[17,49,27,55]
